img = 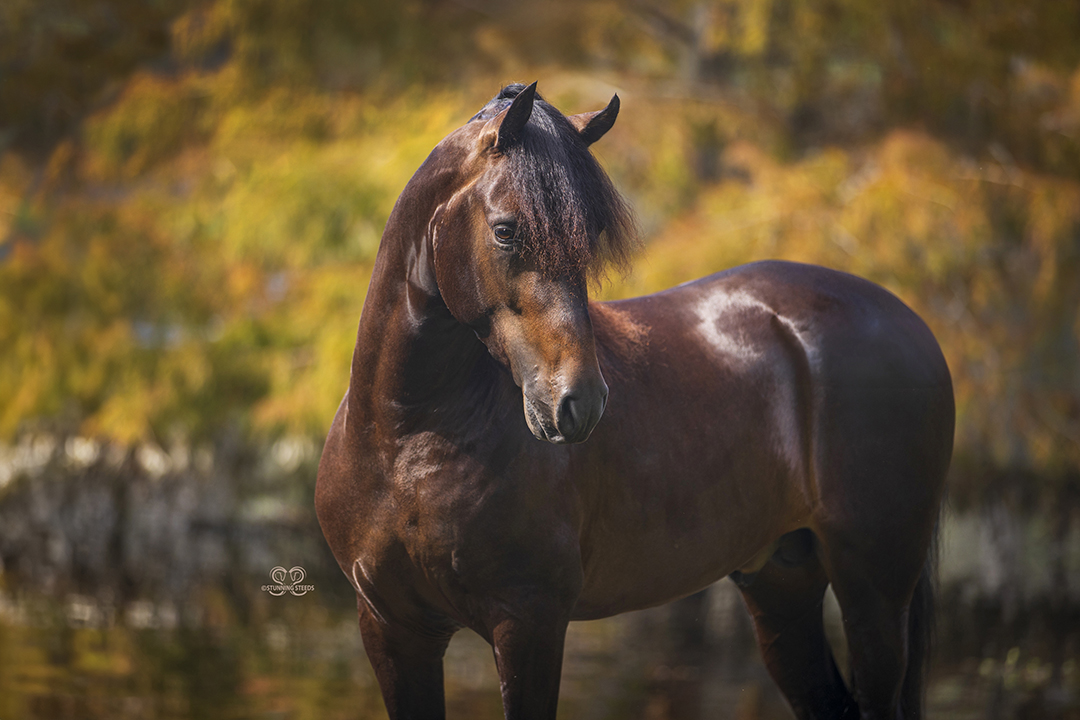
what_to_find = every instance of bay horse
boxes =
[316,82,954,720]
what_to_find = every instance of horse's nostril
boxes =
[557,394,580,437]
[552,380,607,443]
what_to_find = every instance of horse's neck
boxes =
[346,195,493,442]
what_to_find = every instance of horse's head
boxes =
[431,83,636,444]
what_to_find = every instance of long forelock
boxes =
[473,85,638,283]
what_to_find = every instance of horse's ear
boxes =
[482,82,538,151]
[568,94,620,146]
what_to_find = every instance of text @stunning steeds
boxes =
[262,566,315,596]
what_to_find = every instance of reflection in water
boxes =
[5,580,1079,720]
[0,583,783,720]
[0,601,386,719]
[6,578,1062,720]
[1,453,1080,719]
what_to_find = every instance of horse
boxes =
[315,82,954,720]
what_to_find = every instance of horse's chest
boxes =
[376,435,578,586]
[381,438,481,555]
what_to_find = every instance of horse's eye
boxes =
[493,224,517,244]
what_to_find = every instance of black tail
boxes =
[900,520,939,719]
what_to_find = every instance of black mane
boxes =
[471,83,638,282]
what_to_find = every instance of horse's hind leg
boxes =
[820,531,934,720]
[808,366,950,718]
[734,529,858,720]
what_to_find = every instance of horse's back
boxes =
[601,259,951,415]
[650,260,948,385]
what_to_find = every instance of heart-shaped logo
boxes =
[263,566,313,596]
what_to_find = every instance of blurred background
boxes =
[1,0,1080,718]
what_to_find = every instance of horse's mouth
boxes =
[524,397,568,444]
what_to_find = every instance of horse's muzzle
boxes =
[524,378,608,444]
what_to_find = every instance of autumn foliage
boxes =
[2,0,1079,500]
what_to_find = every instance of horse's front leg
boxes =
[484,590,574,720]
[358,602,453,720]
